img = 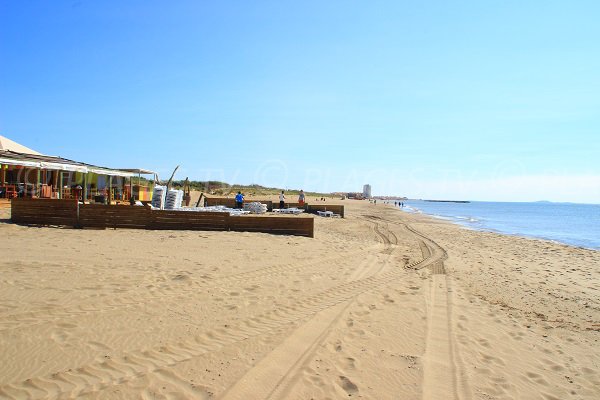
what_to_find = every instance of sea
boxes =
[385,199,600,250]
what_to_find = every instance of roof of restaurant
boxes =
[0,149,135,177]
[0,135,42,155]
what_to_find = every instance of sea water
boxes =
[386,200,600,250]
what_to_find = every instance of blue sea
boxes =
[386,200,600,250]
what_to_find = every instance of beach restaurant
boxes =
[0,135,156,203]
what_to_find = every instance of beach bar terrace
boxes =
[0,149,142,203]
[3,136,315,237]
[0,135,162,203]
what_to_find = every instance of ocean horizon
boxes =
[385,199,600,250]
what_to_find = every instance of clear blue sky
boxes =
[1,1,599,202]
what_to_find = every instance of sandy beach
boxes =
[0,199,598,399]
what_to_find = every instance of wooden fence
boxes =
[11,198,314,237]
[306,204,345,218]
[204,197,274,210]
[204,197,344,217]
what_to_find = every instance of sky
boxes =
[1,0,599,203]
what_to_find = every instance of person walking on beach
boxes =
[298,190,305,207]
[279,190,285,209]
[235,191,244,209]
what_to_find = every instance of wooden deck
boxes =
[10,198,314,237]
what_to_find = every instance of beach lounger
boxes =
[273,208,304,215]
[317,210,334,217]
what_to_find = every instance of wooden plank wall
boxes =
[79,204,151,229]
[204,197,237,208]
[11,198,313,237]
[151,210,229,231]
[204,198,274,211]
[205,197,344,217]
[229,215,314,237]
[11,198,77,226]
[307,204,345,218]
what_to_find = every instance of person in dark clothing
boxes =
[235,191,244,209]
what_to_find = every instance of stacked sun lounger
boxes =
[317,210,334,217]
[272,208,304,215]
[177,206,250,216]
[165,189,184,210]
[243,202,268,214]
[151,185,167,209]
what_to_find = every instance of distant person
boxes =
[298,190,305,206]
[235,191,244,209]
[394,201,397,207]
[279,190,286,209]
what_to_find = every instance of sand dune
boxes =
[0,201,598,399]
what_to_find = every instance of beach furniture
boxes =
[317,210,334,217]
[151,185,167,209]
[272,208,304,215]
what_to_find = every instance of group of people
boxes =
[234,190,306,210]
[394,201,404,207]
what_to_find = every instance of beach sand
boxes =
[0,200,598,399]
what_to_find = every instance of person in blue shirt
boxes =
[235,191,244,209]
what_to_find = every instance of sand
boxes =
[0,200,598,399]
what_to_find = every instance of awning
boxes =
[0,157,135,177]
[40,161,88,173]
[88,168,134,178]
[0,157,40,168]
[117,168,157,175]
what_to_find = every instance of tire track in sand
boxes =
[363,212,471,400]
[219,222,399,400]
[391,217,471,400]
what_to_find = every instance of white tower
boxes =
[363,184,372,199]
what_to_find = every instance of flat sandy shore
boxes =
[0,200,598,399]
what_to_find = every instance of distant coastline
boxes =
[424,199,471,203]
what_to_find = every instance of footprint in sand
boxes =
[344,357,356,370]
[338,376,359,395]
[383,295,395,303]
[334,340,342,352]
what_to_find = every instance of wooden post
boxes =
[36,168,41,198]
[83,173,88,203]
[59,171,64,199]
[108,175,113,204]
[52,170,58,198]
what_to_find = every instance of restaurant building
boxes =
[0,135,156,203]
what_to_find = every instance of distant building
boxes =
[363,184,372,199]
